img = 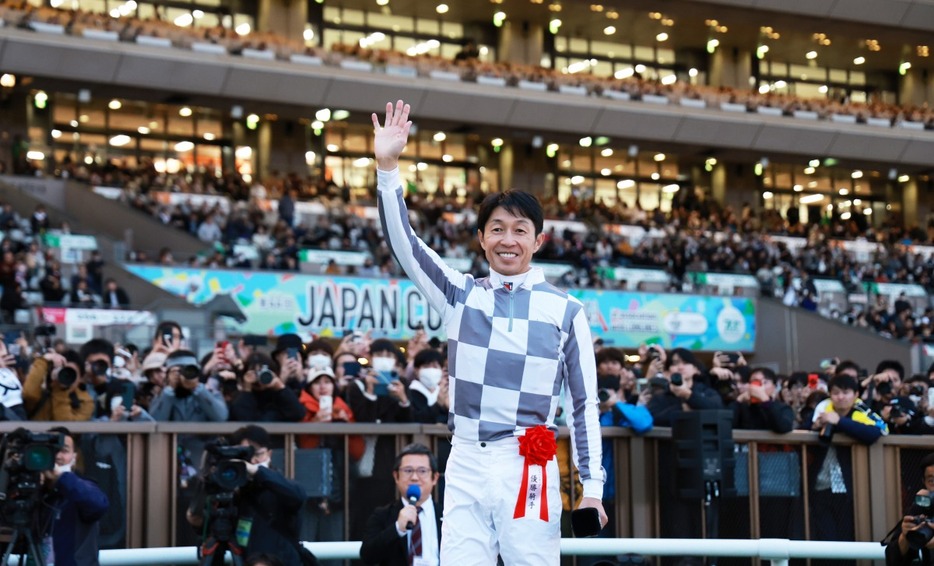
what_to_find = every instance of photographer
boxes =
[149,350,229,423]
[187,425,310,566]
[644,347,722,426]
[39,426,109,566]
[228,353,306,424]
[731,367,795,434]
[23,350,94,421]
[883,454,934,566]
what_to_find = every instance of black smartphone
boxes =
[122,381,136,410]
[571,507,602,537]
[162,331,173,347]
[726,353,740,365]
[342,361,361,377]
[286,347,299,360]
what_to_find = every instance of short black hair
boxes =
[155,321,183,341]
[875,359,905,380]
[79,338,114,366]
[413,348,444,369]
[245,352,279,376]
[595,348,625,367]
[370,339,400,357]
[828,374,859,393]
[393,443,438,473]
[48,425,72,442]
[477,190,544,236]
[307,339,334,357]
[749,367,776,384]
[920,453,934,475]
[835,360,860,376]
[231,425,272,450]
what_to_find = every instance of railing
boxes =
[0,422,920,563]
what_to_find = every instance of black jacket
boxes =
[360,498,442,566]
[731,399,796,433]
[229,387,306,423]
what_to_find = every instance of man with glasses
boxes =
[361,443,441,566]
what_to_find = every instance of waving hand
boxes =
[372,99,412,171]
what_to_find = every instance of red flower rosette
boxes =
[513,425,556,521]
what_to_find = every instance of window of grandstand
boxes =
[553,36,683,84]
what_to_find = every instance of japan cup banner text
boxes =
[126,266,756,350]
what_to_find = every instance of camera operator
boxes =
[229,353,306,424]
[38,426,109,566]
[883,454,934,566]
[187,425,310,566]
[862,360,905,414]
[23,349,94,421]
[76,338,118,420]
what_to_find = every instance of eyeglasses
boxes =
[398,467,432,478]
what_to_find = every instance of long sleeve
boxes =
[22,358,48,411]
[562,301,605,498]
[57,472,109,522]
[193,384,229,422]
[50,388,94,422]
[837,414,884,444]
[376,167,469,316]
[252,467,306,512]
[360,504,405,565]
[761,401,796,434]
[148,389,176,421]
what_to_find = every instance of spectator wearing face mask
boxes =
[306,339,335,371]
[408,349,448,424]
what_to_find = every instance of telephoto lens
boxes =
[258,366,275,385]
[669,372,683,387]
[57,366,77,387]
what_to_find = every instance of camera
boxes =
[56,366,77,387]
[0,429,64,527]
[648,347,660,361]
[597,375,619,403]
[257,365,275,386]
[670,372,683,387]
[877,381,893,395]
[34,324,55,338]
[910,385,926,397]
[90,360,109,377]
[906,515,934,550]
[204,440,255,492]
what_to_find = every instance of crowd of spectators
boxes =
[2,0,933,129]
[0,200,131,320]
[48,154,934,344]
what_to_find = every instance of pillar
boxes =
[902,179,919,229]
[899,68,927,107]
[709,46,752,90]
[498,21,544,66]
[256,119,272,181]
[265,119,308,177]
[256,0,306,44]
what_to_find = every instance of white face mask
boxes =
[308,354,332,369]
[371,356,396,372]
[419,368,443,389]
[55,463,73,474]
[257,459,270,469]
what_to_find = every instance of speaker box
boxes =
[672,410,736,499]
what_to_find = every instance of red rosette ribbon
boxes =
[513,425,557,521]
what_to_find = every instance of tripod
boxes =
[703,480,721,566]
[198,493,246,566]
[1,526,45,566]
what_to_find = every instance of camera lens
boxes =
[877,381,893,395]
[670,373,683,386]
[57,366,77,387]
[906,522,934,550]
[258,367,274,385]
[91,360,109,377]
[597,389,610,403]
[180,365,200,381]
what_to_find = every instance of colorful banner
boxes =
[126,266,756,350]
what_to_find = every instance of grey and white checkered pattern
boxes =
[378,169,605,495]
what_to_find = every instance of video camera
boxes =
[906,494,934,550]
[203,439,254,492]
[0,428,63,527]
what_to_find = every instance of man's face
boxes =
[830,385,857,415]
[393,454,438,506]
[598,359,622,379]
[239,439,271,467]
[56,435,75,467]
[477,207,543,276]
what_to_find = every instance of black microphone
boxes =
[405,484,421,530]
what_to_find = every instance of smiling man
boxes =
[374,100,605,565]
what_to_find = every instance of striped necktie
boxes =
[409,506,422,565]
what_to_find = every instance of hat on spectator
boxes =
[272,333,304,358]
[307,366,336,384]
[141,352,167,373]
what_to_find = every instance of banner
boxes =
[126,266,756,350]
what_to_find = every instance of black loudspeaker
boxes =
[672,410,736,499]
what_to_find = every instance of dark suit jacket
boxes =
[360,498,442,566]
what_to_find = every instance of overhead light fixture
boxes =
[806,51,818,60]
[706,39,719,53]
[108,99,122,110]
[179,107,192,117]
[601,148,613,157]
[851,170,863,179]
[853,56,865,65]
[617,179,635,189]
[435,3,448,14]
[656,32,668,42]
[653,153,665,162]
[799,194,824,204]
[109,135,131,147]
[433,132,446,142]
[900,61,912,75]
[174,141,194,152]
[763,191,774,199]
[603,26,615,35]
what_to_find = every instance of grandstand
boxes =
[0,0,933,564]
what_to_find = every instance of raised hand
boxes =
[372,100,412,170]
